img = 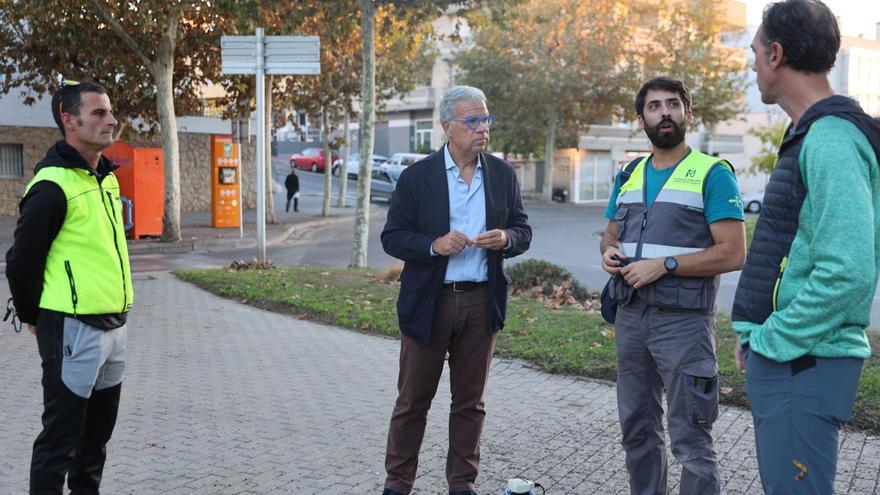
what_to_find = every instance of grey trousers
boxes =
[746,348,863,494]
[614,294,721,495]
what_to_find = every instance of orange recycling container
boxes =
[210,134,241,228]
[104,141,164,239]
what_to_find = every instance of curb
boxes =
[126,209,384,256]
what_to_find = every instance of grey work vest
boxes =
[609,150,731,313]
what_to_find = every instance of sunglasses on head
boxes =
[58,79,81,115]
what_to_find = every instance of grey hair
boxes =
[439,86,486,123]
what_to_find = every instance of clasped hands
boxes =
[432,229,508,256]
[601,246,667,289]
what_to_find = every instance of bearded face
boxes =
[644,115,687,149]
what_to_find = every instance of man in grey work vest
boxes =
[599,77,746,494]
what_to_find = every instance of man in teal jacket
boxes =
[732,1,880,493]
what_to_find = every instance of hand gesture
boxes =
[620,258,666,289]
[432,230,471,256]
[602,246,627,275]
[473,229,509,251]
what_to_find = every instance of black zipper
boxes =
[64,260,78,317]
[634,165,649,260]
[99,186,128,313]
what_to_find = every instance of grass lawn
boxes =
[174,265,880,434]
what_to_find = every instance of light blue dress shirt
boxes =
[438,145,488,283]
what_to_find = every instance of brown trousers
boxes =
[384,286,497,494]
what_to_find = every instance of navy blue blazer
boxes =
[381,149,532,346]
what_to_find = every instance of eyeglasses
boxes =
[449,114,495,131]
[58,79,81,115]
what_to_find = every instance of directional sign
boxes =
[220,30,321,262]
[221,35,320,75]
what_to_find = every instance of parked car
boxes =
[331,153,389,179]
[386,152,428,167]
[743,191,764,213]
[289,148,337,173]
[370,166,404,202]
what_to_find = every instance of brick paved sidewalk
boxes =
[1,273,879,494]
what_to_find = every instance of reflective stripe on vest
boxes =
[616,150,730,258]
[25,166,134,316]
[609,149,731,312]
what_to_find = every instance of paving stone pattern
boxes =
[1,273,879,494]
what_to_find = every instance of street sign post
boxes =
[221,30,320,262]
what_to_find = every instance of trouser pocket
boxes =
[682,358,719,427]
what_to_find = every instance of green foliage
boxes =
[218,1,437,134]
[457,0,748,157]
[636,0,748,127]
[0,0,229,137]
[174,265,880,433]
[457,0,635,156]
[745,216,756,248]
[749,118,788,174]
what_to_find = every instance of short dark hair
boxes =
[761,0,840,73]
[634,77,692,117]
[51,81,108,136]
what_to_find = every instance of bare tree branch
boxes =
[88,0,153,66]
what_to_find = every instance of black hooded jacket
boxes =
[5,140,126,329]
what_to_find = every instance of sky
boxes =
[745,0,880,39]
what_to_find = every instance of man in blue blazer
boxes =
[380,86,532,495]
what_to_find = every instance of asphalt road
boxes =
[135,156,880,329]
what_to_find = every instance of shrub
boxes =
[506,259,591,302]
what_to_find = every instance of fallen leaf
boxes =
[591,342,602,349]
[720,387,733,395]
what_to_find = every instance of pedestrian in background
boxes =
[285,167,299,212]
[732,0,880,493]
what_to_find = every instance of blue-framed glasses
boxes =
[450,114,495,130]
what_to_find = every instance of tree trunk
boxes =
[154,58,181,241]
[336,112,350,208]
[265,77,276,224]
[322,105,333,217]
[542,118,557,203]
[351,0,375,268]
[113,120,128,141]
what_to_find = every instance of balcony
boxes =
[384,86,435,112]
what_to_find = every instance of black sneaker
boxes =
[449,491,479,495]
[382,489,405,495]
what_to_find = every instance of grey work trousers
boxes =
[614,293,721,495]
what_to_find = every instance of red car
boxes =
[289,147,337,173]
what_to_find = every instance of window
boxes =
[0,144,23,178]
[415,121,433,153]
[372,169,391,183]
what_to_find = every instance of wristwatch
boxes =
[664,256,678,273]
